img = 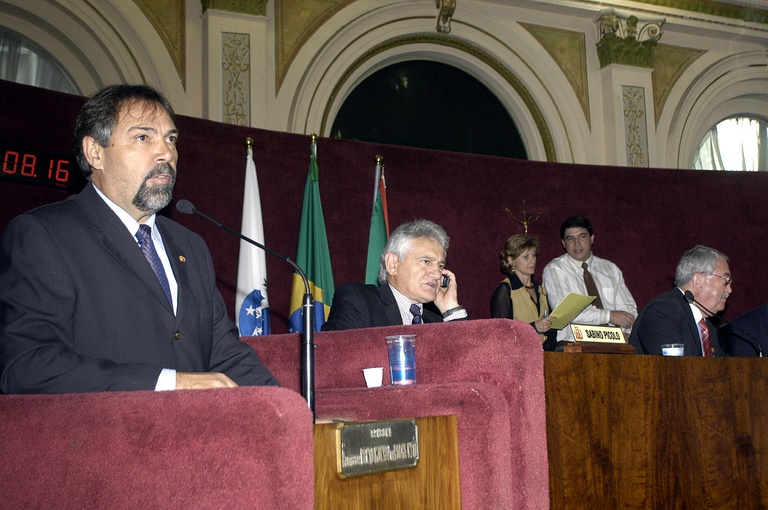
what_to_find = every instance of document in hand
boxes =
[549,292,596,330]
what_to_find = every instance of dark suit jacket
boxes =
[0,183,277,393]
[723,304,768,357]
[322,283,446,331]
[629,288,723,356]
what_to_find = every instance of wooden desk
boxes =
[545,353,768,508]
[314,415,461,509]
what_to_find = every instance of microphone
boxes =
[176,199,316,415]
[684,290,763,357]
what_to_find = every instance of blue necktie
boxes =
[410,303,423,324]
[136,224,173,307]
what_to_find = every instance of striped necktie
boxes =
[136,224,173,307]
[699,318,713,357]
[410,303,423,324]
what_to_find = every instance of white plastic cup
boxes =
[661,343,685,356]
[362,367,384,388]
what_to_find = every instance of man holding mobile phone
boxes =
[322,219,468,330]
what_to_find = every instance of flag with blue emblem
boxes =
[236,139,270,336]
[288,135,334,332]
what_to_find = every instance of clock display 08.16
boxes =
[1,145,79,190]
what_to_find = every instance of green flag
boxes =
[365,159,388,284]
[288,140,335,332]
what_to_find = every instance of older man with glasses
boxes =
[630,245,732,356]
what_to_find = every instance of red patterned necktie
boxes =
[699,318,713,357]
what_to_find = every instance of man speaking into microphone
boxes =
[630,245,732,356]
[0,84,278,393]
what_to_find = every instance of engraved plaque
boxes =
[336,419,419,478]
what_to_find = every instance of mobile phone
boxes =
[441,274,450,288]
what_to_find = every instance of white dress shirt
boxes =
[93,186,177,390]
[542,253,637,341]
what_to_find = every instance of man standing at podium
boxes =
[322,219,468,330]
[630,245,731,356]
[542,215,637,342]
[0,84,278,393]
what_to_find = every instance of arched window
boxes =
[693,116,768,171]
[0,27,78,94]
[331,60,527,159]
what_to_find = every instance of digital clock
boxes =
[1,144,86,192]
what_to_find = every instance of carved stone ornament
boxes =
[435,0,456,33]
[596,10,664,68]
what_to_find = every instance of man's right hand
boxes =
[176,372,238,390]
[609,310,635,329]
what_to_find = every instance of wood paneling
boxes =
[314,415,461,509]
[545,353,768,508]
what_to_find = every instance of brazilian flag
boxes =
[288,140,334,332]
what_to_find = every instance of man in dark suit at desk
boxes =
[630,245,732,356]
[322,219,468,330]
[0,84,277,393]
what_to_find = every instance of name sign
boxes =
[570,324,626,343]
[336,419,419,478]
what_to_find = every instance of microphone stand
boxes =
[176,200,315,417]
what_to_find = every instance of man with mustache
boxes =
[0,84,278,393]
[630,245,732,356]
[322,219,468,330]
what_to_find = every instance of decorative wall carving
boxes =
[222,32,250,126]
[435,0,456,33]
[622,85,649,167]
[596,11,663,68]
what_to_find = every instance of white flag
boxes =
[235,144,270,335]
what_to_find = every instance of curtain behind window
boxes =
[0,29,78,94]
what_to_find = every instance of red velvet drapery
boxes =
[3,79,767,333]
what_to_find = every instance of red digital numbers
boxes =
[3,149,69,183]
[47,158,69,183]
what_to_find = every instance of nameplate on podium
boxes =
[336,419,419,478]
[571,324,625,343]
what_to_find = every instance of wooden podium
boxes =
[314,415,461,509]
[545,353,768,508]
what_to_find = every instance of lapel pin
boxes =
[179,255,186,263]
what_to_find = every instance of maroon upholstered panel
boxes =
[0,386,314,510]
[317,383,514,509]
[245,318,550,510]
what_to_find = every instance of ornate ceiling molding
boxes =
[201,0,267,16]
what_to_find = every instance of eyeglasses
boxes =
[705,272,733,286]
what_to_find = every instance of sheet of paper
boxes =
[549,292,596,330]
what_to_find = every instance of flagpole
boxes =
[300,135,318,418]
